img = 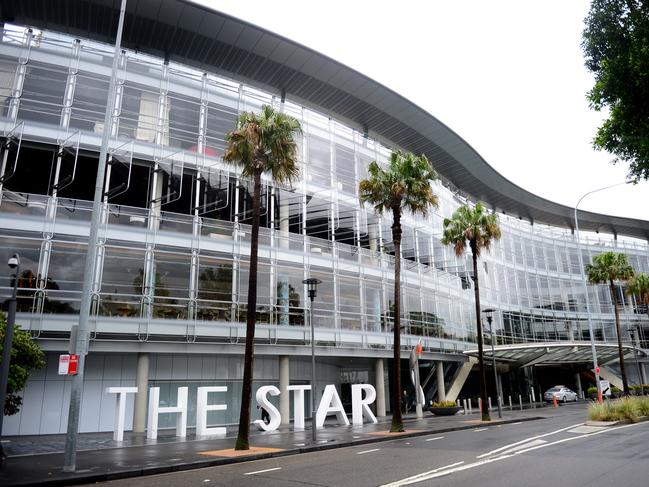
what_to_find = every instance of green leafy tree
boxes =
[441,202,501,421]
[582,0,649,180]
[0,313,45,416]
[224,104,301,450]
[359,150,438,432]
[586,251,634,394]
[627,272,649,320]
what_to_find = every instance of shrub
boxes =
[588,396,649,422]
[430,401,457,408]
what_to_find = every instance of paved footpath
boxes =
[0,404,570,486]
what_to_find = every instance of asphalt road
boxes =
[89,405,649,487]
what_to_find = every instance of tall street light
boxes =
[303,277,321,443]
[0,254,20,460]
[482,308,502,419]
[574,181,631,404]
[63,0,127,472]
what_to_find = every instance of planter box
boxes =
[429,406,462,416]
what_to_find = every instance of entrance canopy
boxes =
[464,341,644,367]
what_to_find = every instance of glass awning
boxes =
[464,341,644,366]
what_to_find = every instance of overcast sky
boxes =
[199,0,647,225]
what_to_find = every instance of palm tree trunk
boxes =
[235,169,262,450]
[610,280,629,395]
[390,209,404,432]
[472,242,490,421]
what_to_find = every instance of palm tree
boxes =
[586,251,634,395]
[627,273,649,321]
[441,202,500,421]
[359,150,438,432]
[224,104,301,450]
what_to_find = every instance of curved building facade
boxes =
[0,6,648,436]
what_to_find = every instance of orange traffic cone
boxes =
[553,395,558,408]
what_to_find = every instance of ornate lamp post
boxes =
[482,308,502,419]
[303,277,321,443]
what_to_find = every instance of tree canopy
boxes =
[358,150,438,219]
[0,314,45,416]
[582,0,649,181]
[441,202,501,257]
[586,251,634,285]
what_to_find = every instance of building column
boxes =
[279,356,290,425]
[575,372,583,398]
[640,362,647,385]
[375,358,386,417]
[436,361,446,402]
[133,353,150,433]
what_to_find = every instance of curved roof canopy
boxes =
[464,342,643,366]
[2,0,648,240]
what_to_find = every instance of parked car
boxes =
[544,386,578,403]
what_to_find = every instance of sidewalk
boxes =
[0,405,559,486]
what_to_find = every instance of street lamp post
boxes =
[574,181,630,404]
[303,278,321,443]
[63,0,127,472]
[482,308,502,418]
[0,254,20,460]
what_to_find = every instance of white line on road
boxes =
[511,422,522,425]
[473,428,488,432]
[382,421,645,486]
[244,467,282,476]
[380,461,465,487]
[424,436,444,442]
[357,448,380,455]
[476,422,582,459]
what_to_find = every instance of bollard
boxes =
[553,394,558,408]
[508,395,512,410]
[463,398,468,414]
[468,399,473,413]
[488,397,492,411]
[519,394,523,410]
[478,397,482,414]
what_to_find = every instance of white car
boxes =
[544,386,578,403]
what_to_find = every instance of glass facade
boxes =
[0,25,648,355]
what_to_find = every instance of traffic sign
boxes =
[58,354,79,375]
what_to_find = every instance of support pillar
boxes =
[279,355,290,425]
[132,353,149,433]
[574,372,583,398]
[436,361,446,402]
[375,358,386,417]
[640,362,647,385]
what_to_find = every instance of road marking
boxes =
[357,448,380,455]
[476,422,582,459]
[244,467,282,476]
[382,421,645,486]
[473,428,488,432]
[425,436,444,442]
[294,443,305,446]
[380,461,465,486]
[511,422,522,425]
[353,435,361,439]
